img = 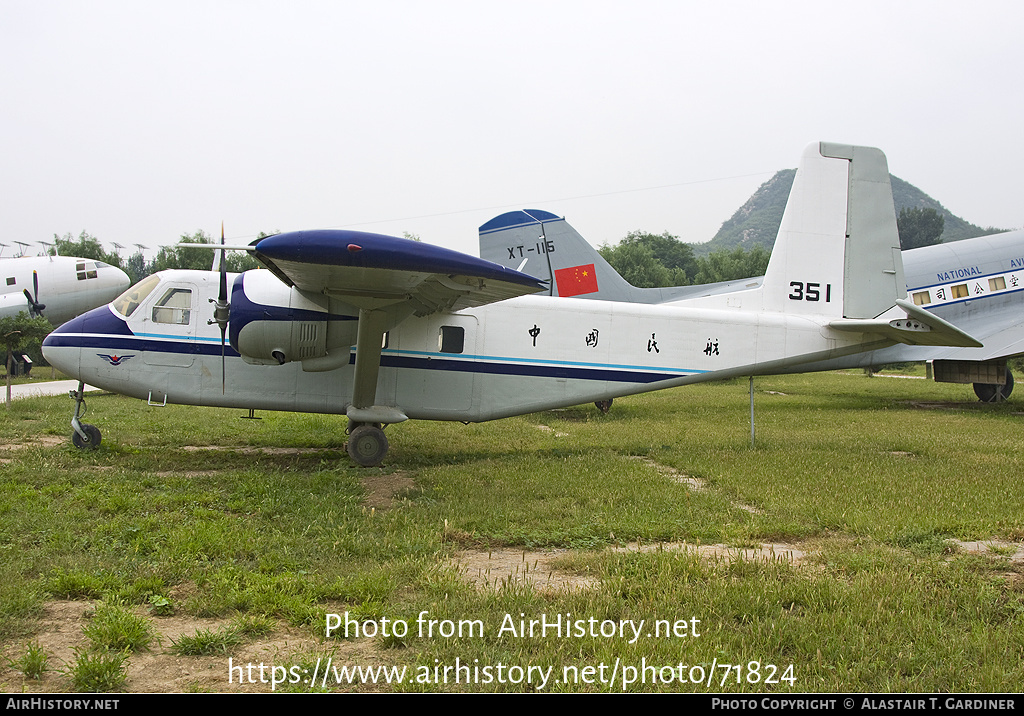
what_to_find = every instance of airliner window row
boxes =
[911,271,1018,307]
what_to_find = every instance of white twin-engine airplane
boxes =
[42,143,981,466]
[1,254,131,324]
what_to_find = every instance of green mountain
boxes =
[697,170,1006,255]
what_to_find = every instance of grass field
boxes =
[1,371,1022,692]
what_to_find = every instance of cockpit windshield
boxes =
[111,274,161,318]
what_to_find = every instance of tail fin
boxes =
[762,142,906,318]
[768,142,979,347]
[479,210,753,303]
[479,210,640,301]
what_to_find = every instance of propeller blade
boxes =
[22,270,46,316]
[215,222,229,394]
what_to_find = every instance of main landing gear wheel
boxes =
[973,371,1014,403]
[594,399,613,414]
[347,424,388,467]
[72,423,102,449]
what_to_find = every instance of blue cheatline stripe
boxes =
[381,348,704,377]
[45,333,696,383]
[378,354,690,384]
[43,333,241,358]
[132,331,223,343]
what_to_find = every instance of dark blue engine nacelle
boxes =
[229,270,357,371]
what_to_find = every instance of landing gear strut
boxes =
[973,370,1014,402]
[346,422,388,467]
[68,381,101,449]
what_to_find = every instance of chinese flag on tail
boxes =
[554,263,599,297]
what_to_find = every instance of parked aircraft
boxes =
[480,205,1024,402]
[1,255,131,324]
[43,143,981,466]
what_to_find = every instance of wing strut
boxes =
[347,308,408,426]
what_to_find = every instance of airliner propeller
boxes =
[22,271,46,317]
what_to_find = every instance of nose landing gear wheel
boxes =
[72,423,102,449]
[347,424,388,467]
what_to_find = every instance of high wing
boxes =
[247,229,546,425]
[252,229,546,315]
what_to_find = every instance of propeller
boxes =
[210,223,230,393]
[22,270,46,317]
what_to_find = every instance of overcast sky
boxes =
[2,0,1021,259]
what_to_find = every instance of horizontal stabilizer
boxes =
[829,299,982,348]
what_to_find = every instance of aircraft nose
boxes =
[110,266,131,291]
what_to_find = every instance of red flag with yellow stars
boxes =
[554,263,599,297]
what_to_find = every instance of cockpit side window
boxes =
[152,288,193,325]
[76,261,99,280]
[111,275,161,318]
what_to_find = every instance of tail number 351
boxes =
[789,282,831,302]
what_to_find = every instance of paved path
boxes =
[6,380,100,401]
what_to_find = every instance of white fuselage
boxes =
[0,256,131,325]
[42,268,888,422]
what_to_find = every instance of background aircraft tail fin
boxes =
[479,210,715,303]
[479,209,646,301]
[762,142,906,318]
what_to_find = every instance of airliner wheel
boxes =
[347,424,388,467]
[72,424,102,449]
[973,370,1014,402]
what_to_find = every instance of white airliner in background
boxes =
[1,255,131,324]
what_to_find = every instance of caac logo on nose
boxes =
[97,354,134,366]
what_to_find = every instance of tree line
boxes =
[598,231,771,287]
[49,230,267,285]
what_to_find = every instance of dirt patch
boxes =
[452,541,809,594]
[181,446,342,455]
[362,472,415,510]
[903,401,972,411]
[628,456,763,515]
[0,600,386,693]
[0,435,65,451]
[453,548,600,592]
[949,539,1024,563]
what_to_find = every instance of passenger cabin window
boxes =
[5,277,14,286]
[912,291,931,306]
[152,288,193,325]
[951,283,969,299]
[438,326,464,354]
[989,277,1006,291]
